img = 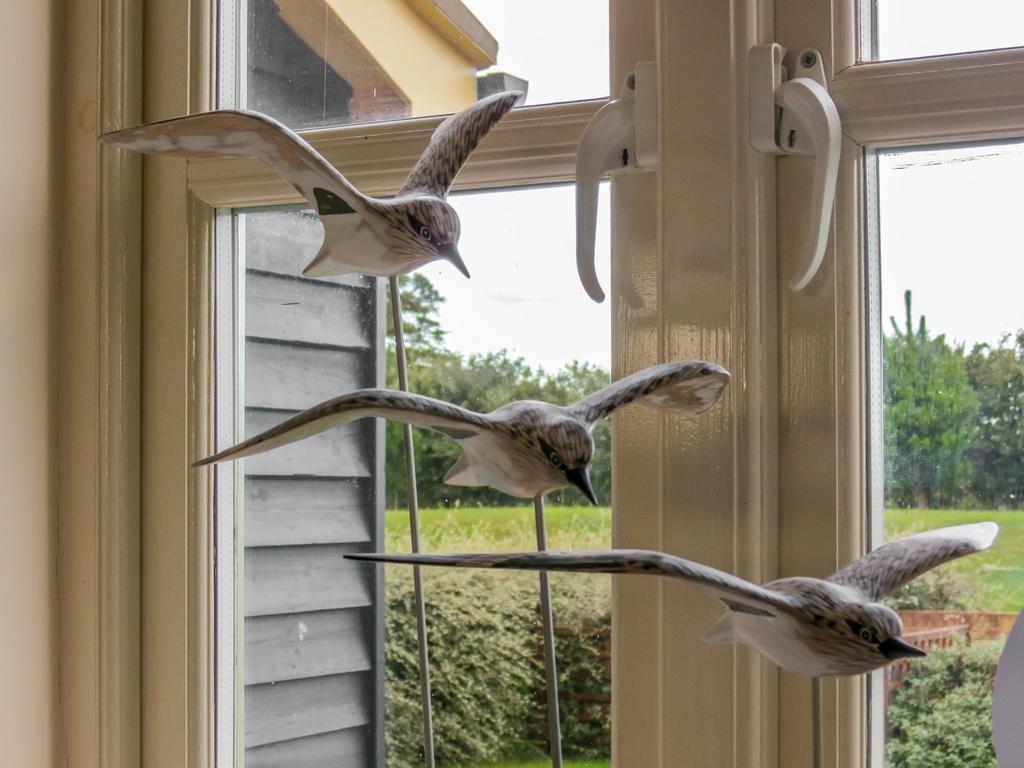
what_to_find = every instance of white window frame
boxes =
[773,2,1024,767]
[63,0,1024,766]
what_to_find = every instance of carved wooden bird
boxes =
[195,360,731,503]
[99,91,521,278]
[347,522,999,677]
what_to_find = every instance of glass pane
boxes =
[217,185,611,766]
[235,208,387,765]
[871,141,1024,766]
[384,184,612,767]
[242,0,609,130]
[870,0,1024,61]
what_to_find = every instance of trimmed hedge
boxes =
[886,638,1003,768]
[384,516,611,767]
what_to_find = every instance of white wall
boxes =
[0,0,61,764]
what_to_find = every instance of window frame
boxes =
[69,1,661,767]
[66,0,1024,766]
[775,2,1024,767]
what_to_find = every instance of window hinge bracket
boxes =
[575,61,658,303]
[750,43,841,291]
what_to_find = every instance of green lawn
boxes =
[386,505,1024,610]
[386,505,611,540]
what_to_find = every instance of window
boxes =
[869,141,1024,764]
[87,0,1024,767]
[212,3,613,766]
[775,2,1024,767]
[872,1,1024,61]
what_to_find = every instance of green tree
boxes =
[884,290,979,508]
[385,272,448,352]
[966,330,1024,509]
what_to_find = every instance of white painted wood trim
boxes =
[60,0,143,765]
[609,0,778,766]
[834,48,1024,146]
[775,1,868,766]
[137,0,217,767]
[187,99,604,206]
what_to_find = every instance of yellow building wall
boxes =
[328,0,480,116]
[0,0,61,765]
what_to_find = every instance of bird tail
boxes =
[442,452,487,486]
[301,243,335,278]
[703,613,737,644]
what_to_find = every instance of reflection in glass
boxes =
[872,0,1024,61]
[243,0,608,129]
[874,142,1024,766]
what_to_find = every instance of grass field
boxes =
[387,505,1024,611]
[386,505,612,546]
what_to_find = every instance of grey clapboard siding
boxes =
[245,545,374,617]
[243,410,372,478]
[246,727,371,768]
[245,478,371,547]
[242,207,385,766]
[246,340,371,410]
[245,673,371,748]
[246,271,372,349]
[246,609,373,685]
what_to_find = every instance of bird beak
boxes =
[880,637,927,660]
[438,242,470,279]
[565,467,598,505]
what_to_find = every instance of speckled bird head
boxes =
[373,196,466,276]
[833,602,922,671]
[531,417,597,504]
[766,579,926,675]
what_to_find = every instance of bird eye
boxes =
[859,627,875,644]
[549,452,563,468]
[407,213,434,242]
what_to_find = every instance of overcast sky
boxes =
[426,1,611,373]
[413,3,1024,372]
[873,2,1024,347]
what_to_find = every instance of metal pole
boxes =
[390,276,436,768]
[812,676,822,768]
[533,494,563,767]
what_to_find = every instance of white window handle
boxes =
[575,62,658,303]
[750,44,842,291]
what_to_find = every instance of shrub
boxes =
[886,638,1003,768]
[886,565,985,611]
[384,515,612,767]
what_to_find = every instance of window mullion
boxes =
[834,48,1024,147]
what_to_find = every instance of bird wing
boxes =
[827,522,999,601]
[569,361,731,428]
[398,91,521,198]
[195,389,490,467]
[100,110,365,217]
[346,549,797,616]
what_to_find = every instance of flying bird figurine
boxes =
[99,91,522,279]
[347,522,998,677]
[195,360,731,504]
